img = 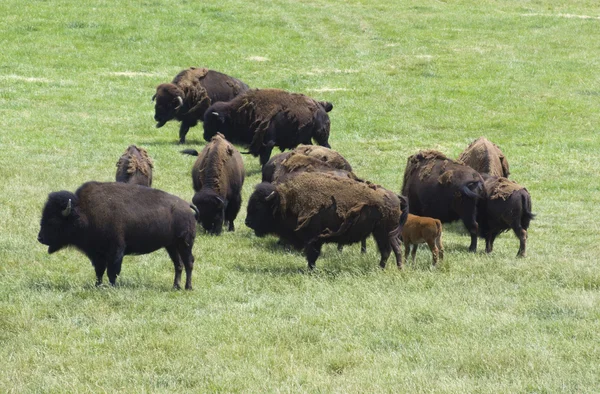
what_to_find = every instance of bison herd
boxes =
[37,67,534,289]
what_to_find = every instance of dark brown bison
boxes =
[478,175,534,257]
[115,145,153,187]
[458,137,510,178]
[401,150,485,252]
[262,144,353,183]
[153,67,249,144]
[245,172,408,270]
[37,182,198,289]
[203,88,333,166]
[181,133,245,235]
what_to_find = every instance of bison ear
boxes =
[320,101,333,112]
[398,195,409,211]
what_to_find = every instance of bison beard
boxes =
[37,182,197,289]
[245,173,408,270]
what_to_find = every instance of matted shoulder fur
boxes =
[292,145,352,172]
[402,150,457,192]
[483,176,524,200]
[115,145,153,187]
[270,151,358,184]
[458,137,510,177]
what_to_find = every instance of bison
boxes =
[115,145,153,187]
[180,133,245,235]
[401,214,444,267]
[203,88,333,166]
[245,172,408,270]
[458,137,510,178]
[262,144,353,183]
[401,150,485,252]
[152,67,249,144]
[478,175,534,257]
[37,182,198,289]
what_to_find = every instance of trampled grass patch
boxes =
[1,0,599,392]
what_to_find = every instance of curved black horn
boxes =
[62,199,72,217]
[151,93,156,102]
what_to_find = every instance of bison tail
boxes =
[189,204,200,222]
[180,149,199,157]
[460,180,484,200]
[521,192,535,229]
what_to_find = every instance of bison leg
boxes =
[106,250,124,286]
[178,122,192,144]
[410,244,418,263]
[166,245,184,290]
[390,234,402,269]
[305,241,323,271]
[374,234,392,269]
[437,234,444,261]
[93,260,107,286]
[426,239,439,266]
[177,242,195,290]
[361,238,367,254]
[461,210,479,252]
[485,231,499,254]
[226,193,242,232]
[516,228,527,258]
[337,244,343,252]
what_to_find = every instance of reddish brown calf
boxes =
[401,213,444,266]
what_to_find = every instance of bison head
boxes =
[38,191,81,254]
[192,190,225,235]
[245,182,280,237]
[153,83,184,128]
[203,102,234,142]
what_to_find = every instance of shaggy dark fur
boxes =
[153,67,249,144]
[262,145,352,183]
[115,145,153,187]
[181,133,245,234]
[478,175,534,257]
[458,137,510,178]
[245,172,409,270]
[37,182,198,289]
[203,88,332,166]
[402,150,485,252]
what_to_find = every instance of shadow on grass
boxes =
[138,139,207,147]
[26,277,180,293]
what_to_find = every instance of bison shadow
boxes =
[138,139,207,147]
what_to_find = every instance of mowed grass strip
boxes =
[1,0,599,392]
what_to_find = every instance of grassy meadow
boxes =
[1,0,600,391]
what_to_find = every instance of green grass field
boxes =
[1,0,599,392]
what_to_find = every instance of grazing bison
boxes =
[458,137,510,178]
[478,175,534,257]
[262,145,353,183]
[153,67,249,144]
[37,182,198,289]
[401,214,444,267]
[181,133,245,235]
[245,172,408,270]
[115,145,153,187]
[203,88,333,166]
[401,150,485,252]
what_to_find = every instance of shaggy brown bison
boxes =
[402,150,485,252]
[115,145,153,187]
[458,137,510,178]
[203,88,333,166]
[262,145,353,183]
[245,172,408,270]
[478,175,534,257]
[153,67,249,144]
[401,214,444,266]
[37,182,198,289]
[181,133,245,235]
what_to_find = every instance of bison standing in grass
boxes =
[181,133,245,235]
[115,145,153,187]
[478,175,534,257]
[245,172,408,270]
[401,214,444,267]
[203,88,333,166]
[402,150,485,252]
[37,182,198,289]
[458,137,510,178]
[153,67,249,144]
